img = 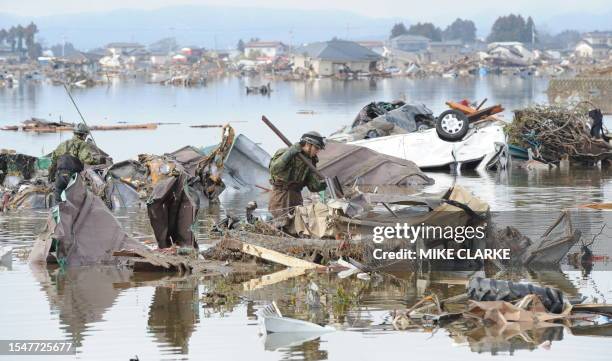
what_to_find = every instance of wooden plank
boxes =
[242,267,307,291]
[573,304,612,315]
[240,242,323,269]
[113,250,144,258]
[446,101,475,114]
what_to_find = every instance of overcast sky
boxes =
[1,0,610,21]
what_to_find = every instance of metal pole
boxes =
[62,83,97,146]
[261,115,323,178]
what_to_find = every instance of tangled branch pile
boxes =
[506,104,610,163]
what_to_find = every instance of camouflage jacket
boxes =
[51,136,98,169]
[269,143,326,192]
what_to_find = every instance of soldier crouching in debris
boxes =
[268,131,327,226]
[48,123,105,203]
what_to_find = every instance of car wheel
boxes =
[416,122,431,131]
[436,109,469,142]
[365,129,380,139]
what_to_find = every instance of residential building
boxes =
[389,34,430,53]
[583,31,612,47]
[574,32,612,59]
[292,39,381,76]
[106,42,145,56]
[244,41,286,58]
[426,40,465,63]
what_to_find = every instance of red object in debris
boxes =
[459,99,470,106]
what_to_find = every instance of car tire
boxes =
[365,129,380,139]
[436,109,469,142]
[416,122,431,131]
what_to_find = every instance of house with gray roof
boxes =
[291,39,381,76]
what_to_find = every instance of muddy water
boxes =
[1,76,612,360]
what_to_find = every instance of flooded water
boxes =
[1,76,612,360]
[1,75,552,160]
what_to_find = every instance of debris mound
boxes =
[506,103,611,163]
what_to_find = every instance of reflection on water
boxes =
[147,278,199,354]
[1,263,609,360]
[30,266,132,347]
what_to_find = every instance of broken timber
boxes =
[239,242,323,269]
[113,249,192,273]
[112,248,245,275]
[207,229,365,264]
[242,267,308,291]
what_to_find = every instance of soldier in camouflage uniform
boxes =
[268,131,327,223]
[49,123,103,202]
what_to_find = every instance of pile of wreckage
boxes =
[13,112,609,352]
[0,149,50,211]
[150,64,208,86]
[17,114,585,275]
[383,276,612,348]
[330,98,611,171]
[330,98,506,171]
[384,42,595,79]
[505,103,612,165]
[247,269,612,352]
[0,124,269,212]
[46,68,100,88]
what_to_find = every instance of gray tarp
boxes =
[147,172,200,249]
[337,103,434,141]
[222,134,271,191]
[318,142,434,188]
[376,103,433,132]
[28,173,145,266]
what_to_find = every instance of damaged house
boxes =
[486,42,535,67]
[292,39,381,76]
[244,41,287,59]
[426,40,467,63]
[574,32,612,59]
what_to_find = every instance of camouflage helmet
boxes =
[73,123,90,135]
[300,131,325,149]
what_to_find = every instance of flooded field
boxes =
[1,76,611,360]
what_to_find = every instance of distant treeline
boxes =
[0,22,42,59]
[390,14,584,49]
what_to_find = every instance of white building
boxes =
[574,32,611,59]
[106,42,145,56]
[244,41,286,58]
